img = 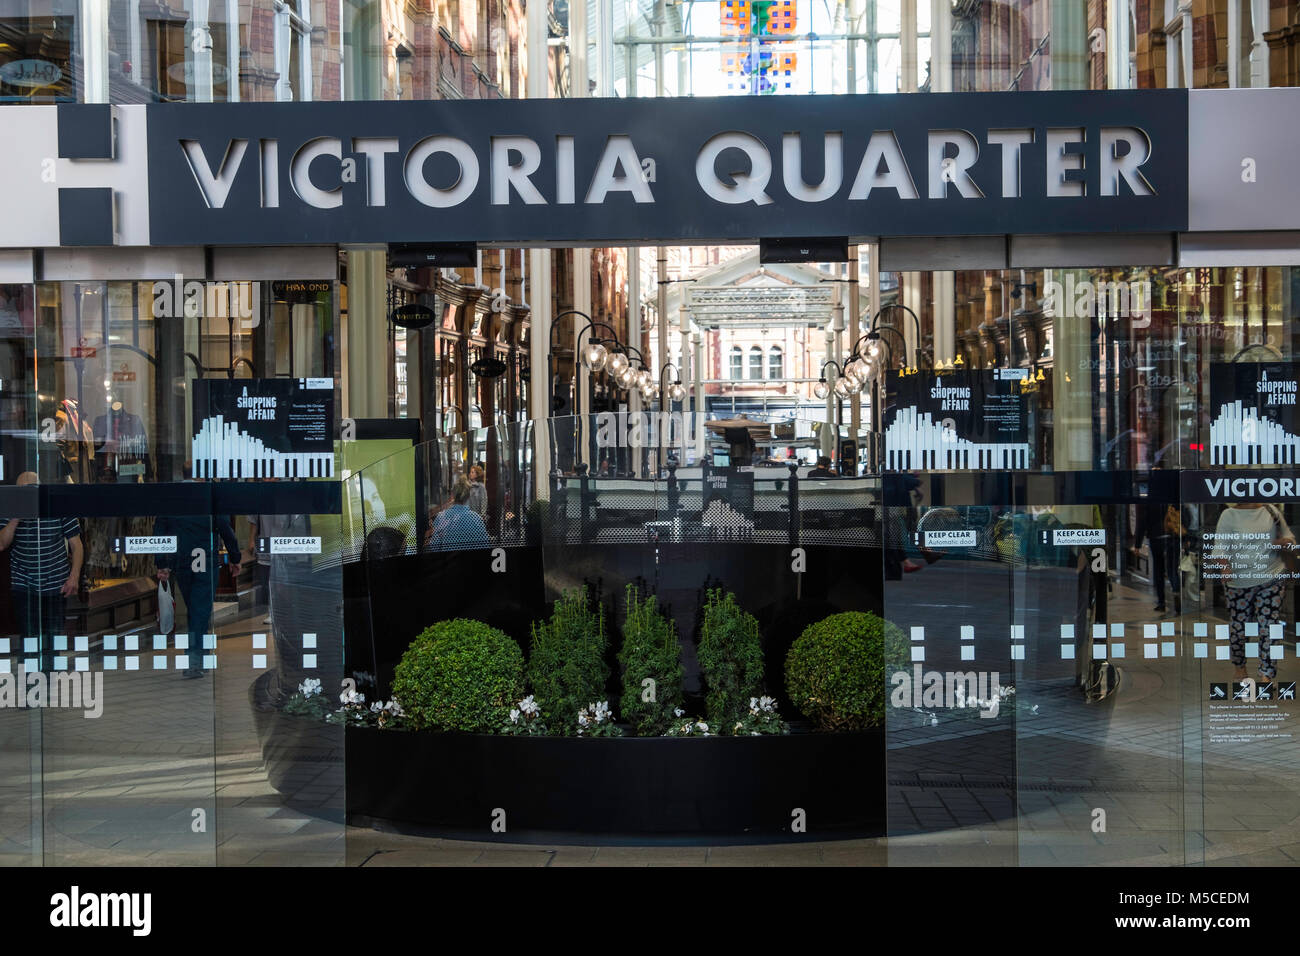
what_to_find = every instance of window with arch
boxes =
[768,346,783,380]
[749,346,763,380]
[729,346,743,380]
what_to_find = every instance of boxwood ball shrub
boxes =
[527,587,609,733]
[785,611,908,732]
[697,589,766,732]
[390,619,525,733]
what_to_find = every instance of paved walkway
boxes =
[0,573,1297,866]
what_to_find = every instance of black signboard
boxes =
[270,280,331,304]
[145,91,1189,245]
[838,438,858,475]
[884,369,1030,471]
[703,465,754,516]
[390,303,437,329]
[470,356,507,378]
[191,378,335,479]
[1208,362,1300,466]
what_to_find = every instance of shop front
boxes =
[0,88,1297,864]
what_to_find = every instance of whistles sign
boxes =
[147,90,1189,245]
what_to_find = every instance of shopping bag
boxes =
[158,579,175,634]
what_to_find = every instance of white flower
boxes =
[510,709,521,724]
[519,695,540,717]
[734,722,744,733]
[578,712,590,727]
[674,708,684,717]
[696,721,708,733]
[299,678,322,698]
[340,688,365,706]
[370,701,384,714]
[749,697,759,710]
[681,723,692,734]
[385,699,404,716]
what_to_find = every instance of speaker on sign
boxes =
[759,237,849,264]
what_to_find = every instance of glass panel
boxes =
[0,268,345,866]
[0,0,79,103]
[35,502,220,866]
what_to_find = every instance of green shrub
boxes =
[390,619,524,733]
[784,611,908,732]
[697,589,766,732]
[618,585,684,736]
[527,587,609,733]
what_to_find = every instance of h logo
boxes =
[55,104,121,246]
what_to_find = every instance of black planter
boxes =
[249,671,346,820]
[345,725,885,844]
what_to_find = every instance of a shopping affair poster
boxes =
[191,377,335,479]
[1208,362,1300,466]
[883,368,1031,472]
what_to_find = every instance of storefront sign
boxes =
[116,535,178,554]
[142,91,1190,245]
[1207,679,1295,744]
[266,536,322,554]
[1187,472,1300,501]
[885,370,1031,472]
[11,91,1300,248]
[166,60,230,87]
[191,378,334,479]
[391,303,437,329]
[0,59,62,89]
[470,356,507,378]
[1050,528,1106,545]
[917,529,978,548]
[271,280,331,304]
[704,466,755,515]
[1208,362,1300,467]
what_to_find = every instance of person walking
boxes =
[154,489,241,679]
[426,478,490,551]
[807,456,836,479]
[467,465,488,518]
[1137,465,1182,614]
[0,472,83,672]
[1207,502,1296,684]
[247,512,288,625]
